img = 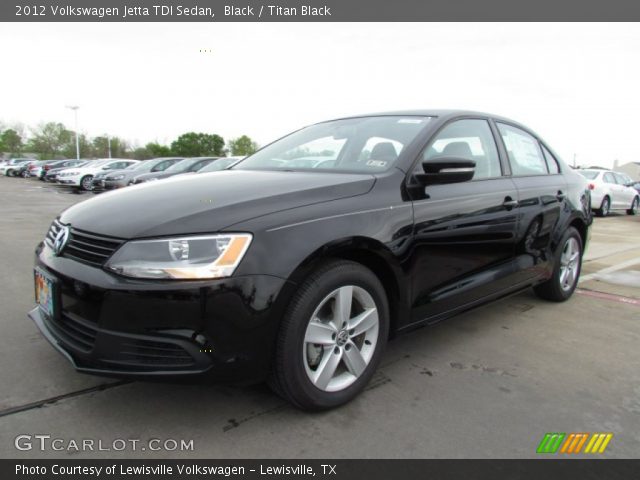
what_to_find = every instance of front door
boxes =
[408,118,519,324]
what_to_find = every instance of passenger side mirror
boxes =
[415,157,476,185]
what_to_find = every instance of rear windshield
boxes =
[578,171,599,180]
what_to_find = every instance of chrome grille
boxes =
[45,219,124,267]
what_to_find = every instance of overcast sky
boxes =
[1,23,638,167]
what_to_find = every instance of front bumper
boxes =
[103,179,127,189]
[57,178,81,186]
[30,243,291,383]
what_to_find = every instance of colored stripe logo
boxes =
[537,433,613,454]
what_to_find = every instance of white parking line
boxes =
[580,257,640,283]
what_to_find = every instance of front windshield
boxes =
[126,161,149,171]
[164,158,200,173]
[199,158,236,172]
[234,116,432,173]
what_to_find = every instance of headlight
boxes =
[105,234,252,279]
[110,174,125,180]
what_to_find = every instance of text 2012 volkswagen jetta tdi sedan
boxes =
[30,111,591,410]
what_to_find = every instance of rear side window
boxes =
[497,123,548,176]
[541,145,560,174]
[421,119,502,180]
[603,172,616,184]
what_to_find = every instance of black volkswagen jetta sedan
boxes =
[30,111,591,410]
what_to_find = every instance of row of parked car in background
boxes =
[0,157,638,216]
[0,156,243,192]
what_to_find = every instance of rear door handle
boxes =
[503,197,518,208]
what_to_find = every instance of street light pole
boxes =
[107,134,112,158]
[66,105,80,161]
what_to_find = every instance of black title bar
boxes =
[3,459,639,480]
[4,0,640,21]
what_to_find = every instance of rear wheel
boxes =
[596,196,610,217]
[534,227,583,302]
[270,260,389,410]
[627,196,639,215]
[80,175,94,191]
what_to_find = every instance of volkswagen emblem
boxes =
[53,225,70,255]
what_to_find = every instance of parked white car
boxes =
[0,158,33,176]
[578,169,639,216]
[56,158,139,190]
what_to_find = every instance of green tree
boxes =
[28,122,72,159]
[131,146,152,160]
[91,136,130,158]
[61,133,91,159]
[171,132,225,157]
[228,135,258,156]
[1,129,23,155]
[146,142,173,157]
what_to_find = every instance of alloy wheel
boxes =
[81,176,94,191]
[559,237,580,292]
[632,198,639,215]
[601,198,610,216]
[303,285,379,392]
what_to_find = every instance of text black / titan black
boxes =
[29,110,592,410]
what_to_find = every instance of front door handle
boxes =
[503,197,518,209]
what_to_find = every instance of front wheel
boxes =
[627,197,639,215]
[534,227,583,302]
[270,260,389,410]
[80,175,94,191]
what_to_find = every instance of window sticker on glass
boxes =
[397,118,424,124]
[366,160,388,168]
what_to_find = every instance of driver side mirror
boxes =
[415,157,476,185]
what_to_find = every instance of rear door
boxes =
[494,122,567,283]
[613,172,635,208]
[408,118,520,323]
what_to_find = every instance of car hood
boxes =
[134,171,176,182]
[59,170,375,238]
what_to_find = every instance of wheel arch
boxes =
[282,236,407,338]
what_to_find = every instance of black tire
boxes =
[627,196,639,215]
[269,260,389,410]
[80,175,94,191]
[7,169,15,177]
[596,196,610,217]
[534,226,583,302]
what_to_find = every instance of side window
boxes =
[497,123,548,176]
[603,172,616,184]
[153,160,170,172]
[420,119,501,180]
[614,173,631,185]
[541,145,560,174]
[191,160,211,172]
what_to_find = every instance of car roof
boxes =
[333,109,523,124]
